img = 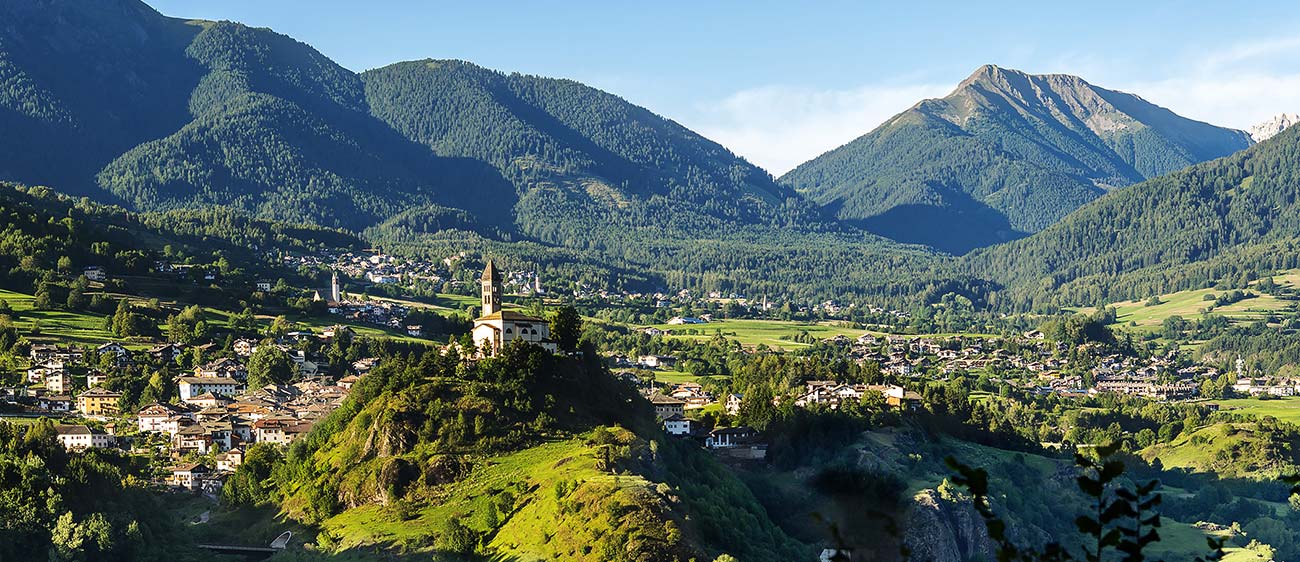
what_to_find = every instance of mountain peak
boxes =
[1249,113,1300,142]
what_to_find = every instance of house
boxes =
[45,371,70,394]
[178,376,242,403]
[194,358,248,382]
[173,424,215,454]
[663,413,693,436]
[471,261,556,354]
[185,392,232,409]
[725,394,743,416]
[77,388,122,417]
[83,266,107,282]
[649,394,685,420]
[255,280,273,292]
[337,374,360,390]
[216,448,244,472]
[55,425,115,451]
[169,463,210,490]
[637,355,677,369]
[232,339,257,357]
[253,417,312,445]
[706,426,757,449]
[148,343,183,364]
[406,325,423,337]
[39,395,72,413]
[27,360,64,384]
[95,342,131,367]
[138,403,187,433]
[86,371,107,389]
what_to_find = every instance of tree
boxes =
[248,345,294,388]
[550,305,581,353]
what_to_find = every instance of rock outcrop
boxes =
[1249,113,1300,142]
[903,489,997,562]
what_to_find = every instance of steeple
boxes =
[481,260,502,316]
[329,270,341,303]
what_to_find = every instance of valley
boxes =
[3,1,1300,561]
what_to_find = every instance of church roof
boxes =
[475,310,547,323]
[481,259,501,282]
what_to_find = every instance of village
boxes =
[2,256,1281,501]
[1,329,373,494]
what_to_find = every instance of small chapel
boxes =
[471,260,556,354]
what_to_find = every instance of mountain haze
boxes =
[781,65,1253,254]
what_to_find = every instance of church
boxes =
[471,260,556,354]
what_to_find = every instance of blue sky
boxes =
[145,0,1300,174]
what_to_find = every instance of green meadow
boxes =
[642,318,869,349]
[1212,397,1300,424]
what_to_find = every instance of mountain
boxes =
[966,122,1300,309]
[360,59,817,243]
[780,65,1253,254]
[1250,113,1300,142]
[0,1,816,237]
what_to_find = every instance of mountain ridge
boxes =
[780,65,1253,254]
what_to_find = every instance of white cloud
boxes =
[1123,72,1300,131]
[684,82,951,176]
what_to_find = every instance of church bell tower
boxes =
[481,260,502,316]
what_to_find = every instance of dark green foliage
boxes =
[550,305,581,353]
[782,65,1251,254]
[0,420,183,561]
[945,445,1219,562]
[247,344,294,388]
[968,124,1300,310]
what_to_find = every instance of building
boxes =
[45,371,70,394]
[169,463,210,490]
[470,260,556,354]
[649,393,685,420]
[253,417,312,445]
[178,376,242,403]
[77,388,122,417]
[83,266,107,282]
[216,448,244,472]
[725,393,743,416]
[663,413,693,436]
[55,425,116,451]
[86,371,107,388]
[706,426,757,449]
[138,402,187,433]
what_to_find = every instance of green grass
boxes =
[641,318,870,350]
[1097,269,1300,335]
[1211,396,1300,424]
[0,289,118,346]
[320,436,635,554]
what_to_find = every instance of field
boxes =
[641,318,870,350]
[0,289,119,346]
[0,288,431,350]
[1211,396,1300,424]
[1099,269,1300,334]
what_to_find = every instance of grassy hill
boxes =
[243,343,808,561]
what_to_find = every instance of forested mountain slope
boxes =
[781,65,1252,253]
[361,59,820,244]
[967,123,1300,309]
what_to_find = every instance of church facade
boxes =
[471,260,556,354]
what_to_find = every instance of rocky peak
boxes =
[1249,113,1300,142]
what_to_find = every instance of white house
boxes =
[663,413,693,436]
[55,425,116,451]
[178,376,242,403]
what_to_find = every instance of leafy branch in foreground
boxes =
[945,444,1229,562]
